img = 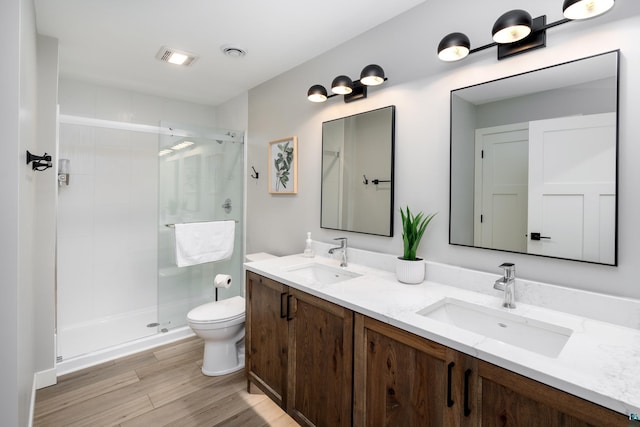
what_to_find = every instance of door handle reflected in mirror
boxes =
[530,232,551,241]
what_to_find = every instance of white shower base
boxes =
[56,325,195,376]
[56,306,195,375]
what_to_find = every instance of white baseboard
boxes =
[35,367,57,389]
[29,375,36,427]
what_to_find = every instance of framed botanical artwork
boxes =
[268,136,298,194]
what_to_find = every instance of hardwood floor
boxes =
[34,336,299,427]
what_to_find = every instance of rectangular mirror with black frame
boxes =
[321,105,395,236]
[449,50,619,265]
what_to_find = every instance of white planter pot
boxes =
[395,257,426,284]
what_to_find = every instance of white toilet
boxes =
[187,253,276,376]
[187,295,245,376]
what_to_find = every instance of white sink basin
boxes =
[417,298,572,358]
[285,262,361,285]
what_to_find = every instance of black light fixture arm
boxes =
[542,17,572,31]
[469,42,498,55]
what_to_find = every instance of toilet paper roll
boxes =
[214,274,232,289]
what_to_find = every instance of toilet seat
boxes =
[187,295,245,324]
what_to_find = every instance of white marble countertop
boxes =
[244,247,640,418]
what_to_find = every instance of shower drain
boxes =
[147,322,170,332]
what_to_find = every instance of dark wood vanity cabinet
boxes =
[246,271,289,407]
[247,271,628,427]
[286,288,353,426]
[353,315,627,427]
[477,361,627,427]
[353,314,477,426]
[246,271,353,426]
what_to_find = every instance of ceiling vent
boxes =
[221,45,247,58]
[156,46,198,66]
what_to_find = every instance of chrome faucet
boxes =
[328,237,348,267]
[493,263,516,309]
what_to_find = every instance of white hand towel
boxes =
[174,220,235,267]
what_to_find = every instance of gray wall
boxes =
[246,0,640,299]
[1,0,38,425]
[1,1,22,425]
[476,77,617,128]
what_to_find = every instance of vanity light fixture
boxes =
[437,0,615,62]
[307,64,387,103]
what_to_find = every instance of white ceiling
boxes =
[34,0,425,107]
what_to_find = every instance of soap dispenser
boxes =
[303,232,315,258]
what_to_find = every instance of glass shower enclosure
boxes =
[157,123,244,330]
[56,116,244,361]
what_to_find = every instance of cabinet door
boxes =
[353,315,477,426]
[246,271,289,407]
[478,361,627,427]
[287,289,353,427]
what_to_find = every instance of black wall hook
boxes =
[251,166,259,179]
[26,150,53,171]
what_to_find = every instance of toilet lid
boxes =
[187,295,245,323]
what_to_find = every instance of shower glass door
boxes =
[157,124,244,331]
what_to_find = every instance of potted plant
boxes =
[396,206,437,284]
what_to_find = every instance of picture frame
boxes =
[268,136,298,194]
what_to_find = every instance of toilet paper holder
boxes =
[214,274,232,301]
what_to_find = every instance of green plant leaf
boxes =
[400,206,437,260]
